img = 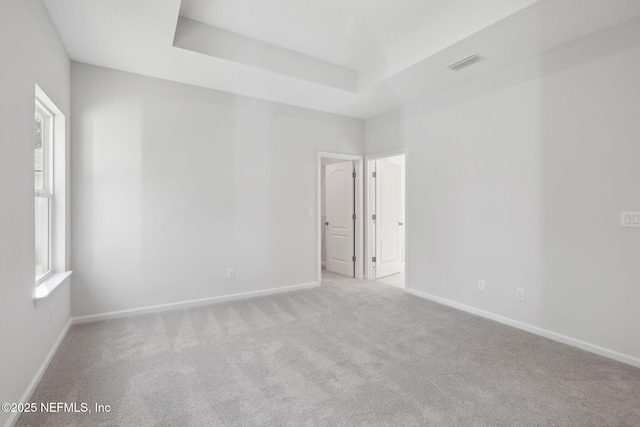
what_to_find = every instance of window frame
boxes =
[35,100,54,285]
[33,84,72,302]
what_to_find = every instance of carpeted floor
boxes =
[17,272,640,426]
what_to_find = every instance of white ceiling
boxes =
[43,0,640,119]
[179,0,535,71]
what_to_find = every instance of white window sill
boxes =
[34,271,73,305]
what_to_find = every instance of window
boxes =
[33,85,71,299]
[35,102,53,282]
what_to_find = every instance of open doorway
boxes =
[317,152,364,284]
[367,152,406,289]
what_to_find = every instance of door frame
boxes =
[317,152,364,283]
[365,149,408,287]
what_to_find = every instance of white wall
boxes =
[366,45,640,361]
[0,1,71,425]
[71,63,364,317]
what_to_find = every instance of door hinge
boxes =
[352,255,356,262]
[372,172,376,178]
[372,214,376,221]
[352,170,356,178]
[372,256,377,262]
[352,213,356,220]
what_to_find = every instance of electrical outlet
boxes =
[227,268,235,279]
[478,280,485,291]
[621,212,640,228]
[516,288,525,301]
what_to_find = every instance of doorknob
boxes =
[324,221,329,226]
[399,222,404,226]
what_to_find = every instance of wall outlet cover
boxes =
[621,212,640,228]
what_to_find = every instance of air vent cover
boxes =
[448,54,484,71]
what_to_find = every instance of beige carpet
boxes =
[17,272,640,426]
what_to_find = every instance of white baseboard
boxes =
[6,319,72,427]
[73,281,320,325]
[406,288,640,369]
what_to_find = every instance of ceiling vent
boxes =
[448,54,484,71]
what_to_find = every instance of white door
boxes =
[375,160,402,278]
[326,161,355,277]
